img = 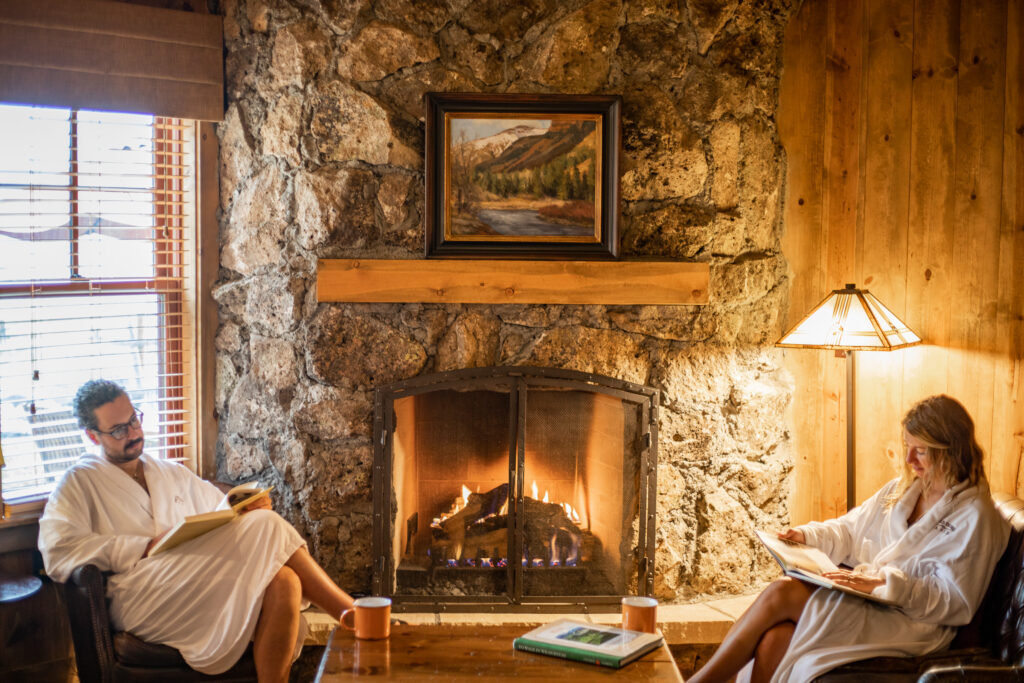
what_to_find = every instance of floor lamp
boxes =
[776,284,922,511]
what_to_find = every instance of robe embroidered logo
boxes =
[175,495,185,505]
[935,520,956,535]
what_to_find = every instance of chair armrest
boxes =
[918,663,1024,682]
[64,564,116,683]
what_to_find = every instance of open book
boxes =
[148,483,273,556]
[512,619,664,669]
[755,530,896,606]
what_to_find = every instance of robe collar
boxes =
[82,450,154,520]
[892,477,976,546]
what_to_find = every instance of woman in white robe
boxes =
[39,380,355,683]
[689,395,1011,683]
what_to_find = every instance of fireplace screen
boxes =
[372,367,658,611]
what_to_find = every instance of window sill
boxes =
[1,498,45,528]
[0,501,42,553]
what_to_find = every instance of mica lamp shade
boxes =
[776,284,922,351]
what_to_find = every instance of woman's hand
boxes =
[821,569,885,594]
[778,528,805,544]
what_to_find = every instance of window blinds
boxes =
[0,0,223,122]
[0,104,195,503]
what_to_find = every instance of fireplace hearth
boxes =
[371,366,658,612]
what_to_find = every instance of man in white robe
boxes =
[39,380,354,680]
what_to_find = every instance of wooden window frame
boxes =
[0,117,219,528]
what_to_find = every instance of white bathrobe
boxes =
[39,452,307,674]
[738,477,1010,683]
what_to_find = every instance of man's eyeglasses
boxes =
[92,410,144,440]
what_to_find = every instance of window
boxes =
[0,103,196,507]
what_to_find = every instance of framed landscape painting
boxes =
[424,93,621,258]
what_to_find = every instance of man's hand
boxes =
[240,495,272,513]
[821,569,885,594]
[778,528,805,544]
[143,530,170,558]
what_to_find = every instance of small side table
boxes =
[0,574,43,603]
[315,623,683,681]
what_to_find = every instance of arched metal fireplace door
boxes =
[372,366,658,613]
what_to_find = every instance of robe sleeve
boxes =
[182,466,228,510]
[38,474,151,583]
[795,481,895,567]
[870,496,1008,625]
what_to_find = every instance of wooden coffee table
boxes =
[314,623,683,681]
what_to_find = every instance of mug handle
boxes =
[340,608,356,631]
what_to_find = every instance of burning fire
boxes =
[529,480,581,524]
[430,480,586,569]
[433,484,475,528]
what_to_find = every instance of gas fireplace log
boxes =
[523,498,588,565]
[429,483,598,565]
[431,484,509,560]
[461,528,508,560]
[431,523,510,563]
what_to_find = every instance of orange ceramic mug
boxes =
[340,597,392,640]
[622,596,658,634]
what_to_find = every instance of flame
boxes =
[435,484,476,526]
[434,479,585,568]
[562,502,581,523]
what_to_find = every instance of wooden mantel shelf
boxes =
[317,259,710,305]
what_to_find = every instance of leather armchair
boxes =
[816,493,1024,682]
[63,564,257,683]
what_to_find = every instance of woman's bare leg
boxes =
[689,578,814,683]
[253,566,302,683]
[750,621,796,683]
[285,546,356,617]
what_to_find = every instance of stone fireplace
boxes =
[371,367,658,611]
[215,0,798,603]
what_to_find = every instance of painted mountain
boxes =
[449,118,600,238]
[466,125,547,160]
[476,121,596,174]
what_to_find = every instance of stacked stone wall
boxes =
[214,0,797,599]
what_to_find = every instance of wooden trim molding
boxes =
[196,121,219,479]
[317,259,710,305]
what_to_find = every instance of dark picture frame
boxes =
[424,92,621,259]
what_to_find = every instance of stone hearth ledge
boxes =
[301,593,758,647]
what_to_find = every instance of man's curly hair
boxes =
[73,379,127,431]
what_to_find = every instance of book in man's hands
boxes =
[755,530,896,606]
[148,483,273,556]
[512,619,664,669]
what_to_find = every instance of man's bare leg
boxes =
[689,578,814,683]
[285,546,356,618]
[253,566,302,683]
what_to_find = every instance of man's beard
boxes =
[106,437,144,463]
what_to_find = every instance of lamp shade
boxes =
[776,284,922,351]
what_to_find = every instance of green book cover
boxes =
[512,619,663,669]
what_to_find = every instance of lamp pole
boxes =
[846,350,856,511]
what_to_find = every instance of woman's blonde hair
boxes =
[886,395,986,507]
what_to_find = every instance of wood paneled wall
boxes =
[779,0,1024,524]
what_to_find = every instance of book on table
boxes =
[754,530,896,606]
[148,483,273,556]
[512,619,664,669]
